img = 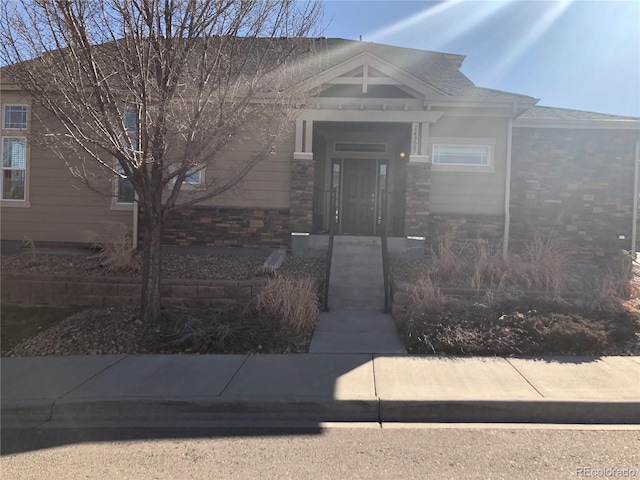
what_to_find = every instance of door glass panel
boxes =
[377,162,387,227]
[331,160,341,228]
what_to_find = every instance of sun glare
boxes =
[368,0,509,52]
[480,0,573,85]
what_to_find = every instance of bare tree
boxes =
[0,0,321,323]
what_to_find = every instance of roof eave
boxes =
[514,118,640,130]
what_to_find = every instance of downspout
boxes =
[502,118,513,258]
[632,140,640,256]
[132,192,139,250]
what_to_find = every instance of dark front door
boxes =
[341,159,376,234]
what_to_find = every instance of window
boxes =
[3,105,27,129]
[185,170,202,186]
[2,137,27,200]
[115,164,135,204]
[334,142,387,153]
[432,144,490,166]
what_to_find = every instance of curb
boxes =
[3,398,638,427]
[379,400,640,424]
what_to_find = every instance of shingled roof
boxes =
[307,38,537,103]
[518,105,640,122]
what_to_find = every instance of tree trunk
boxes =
[141,209,162,324]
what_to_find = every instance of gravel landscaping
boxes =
[3,246,640,357]
[1,250,324,280]
[1,250,323,357]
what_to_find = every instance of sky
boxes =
[320,0,640,117]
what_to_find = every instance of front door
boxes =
[341,159,376,235]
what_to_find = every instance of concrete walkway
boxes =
[2,354,638,427]
[309,310,407,354]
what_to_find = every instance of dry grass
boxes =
[471,242,519,291]
[518,231,573,294]
[409,275,446,312]
[95,229,138,273]
[429,228,466,284]
[256,276,319,335]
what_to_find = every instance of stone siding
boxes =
[510,128,638,259]
[1,274,267,308]
[160,206,290,249]
[427,214,504,251]
[289,158,315,233]
[404,162,431,236]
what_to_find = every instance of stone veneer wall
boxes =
[1,274,266,308]
[289,158,315,233]
[427,214,504,251]
[510,128,638,259]
[160,206,290,249]
[404,162,431,236]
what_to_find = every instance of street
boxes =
[2,424,638,479]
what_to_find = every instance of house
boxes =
[2,38,639,262]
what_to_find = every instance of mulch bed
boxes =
[3,303,313,357]
[402,297,640,356]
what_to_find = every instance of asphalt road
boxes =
[2,424,639,479]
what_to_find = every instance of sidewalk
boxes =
[2,354,638,427]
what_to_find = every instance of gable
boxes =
[301,51,446,101]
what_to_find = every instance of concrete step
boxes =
[330,245,382,256]
[333,236,381,247]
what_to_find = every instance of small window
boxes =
[115,164,135,204]
[185,170,202,186]
[2,137,27,200]
[3,105,27,130]
[123,108,137,134]
[334,142,387,153]
[432,144,490,166]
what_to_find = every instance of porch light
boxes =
[399,152,406,158]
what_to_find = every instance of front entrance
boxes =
[330,158,388,235]
[342,159,377,235]
[311,122,409,236]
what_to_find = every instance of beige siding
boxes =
[1,96,132,243]
[428,115,508,215]
[170,127,295,209]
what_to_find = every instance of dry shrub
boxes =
[471,242,520,291]
[156,307,236,352]
[430,229,466,284]
[255,265,277,278]
[409,275,447,312]
[95,229,138,273]
[580,270,634,314]
[518,231,572,294]
[256,276,319,335]
[405,299,634,356]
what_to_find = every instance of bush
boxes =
[409,275,446,313]
[256,276,319,335]
[95,228,138,273]
[404,297,639,356]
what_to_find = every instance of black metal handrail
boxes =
[323,188,337,311]
[380,189,391,313]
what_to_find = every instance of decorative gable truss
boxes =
[301,52,446,112]
[293,52,444,162]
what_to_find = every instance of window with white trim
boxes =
[432,144,490,166]
[2,137,27,200]
[113,107,137,205]
[3,105,27,130]
[115,164,135,204]
[185,169,203,186]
